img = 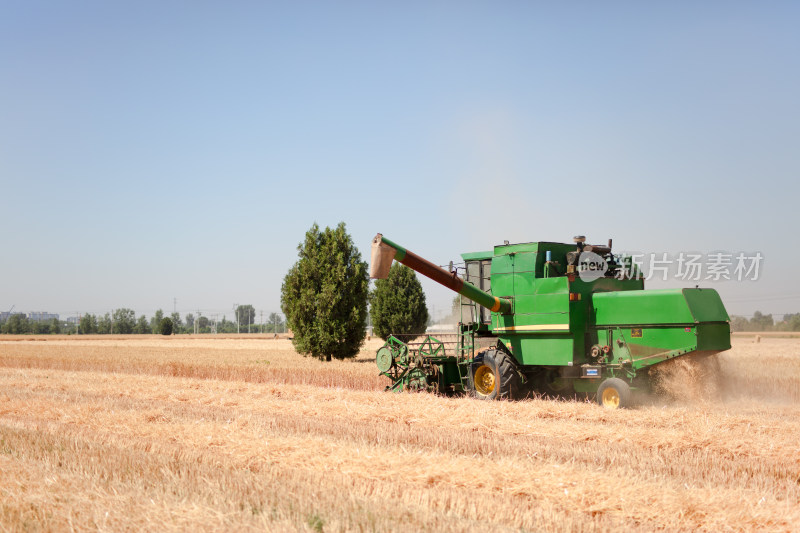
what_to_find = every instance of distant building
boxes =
[27,312,59,322]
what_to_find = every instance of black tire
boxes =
[469,349,521,400]
[596,377,632,409]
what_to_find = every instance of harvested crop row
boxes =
[2,366,799,531]
[0,338,385,391]
[1,335,799,531]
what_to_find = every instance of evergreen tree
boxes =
[281,222,369,361]
[370,263,429,340]
[170,312,183,332]
[79,314,98,334]
[97,313,112,334]
[134,315,151,334]
[159,317,174,335]
[112,308,136,334]
[150,310,164,334]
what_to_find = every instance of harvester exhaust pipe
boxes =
[371,234,512,314]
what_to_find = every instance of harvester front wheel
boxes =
[470,350,520,400]
[596,377,632,409]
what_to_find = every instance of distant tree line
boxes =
[0,314,63,335]
[0,305,286,335]
[730,311,800,332]
[4,222,431,355]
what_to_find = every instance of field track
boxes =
[1,335,799,532]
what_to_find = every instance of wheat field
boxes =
[0,334,798,532]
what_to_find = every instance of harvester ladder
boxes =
[456,329,475,389]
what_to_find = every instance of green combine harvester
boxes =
[370,234,731,408]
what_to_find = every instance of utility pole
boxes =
[260,310,263,334]
[233,304,239,334]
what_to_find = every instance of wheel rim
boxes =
[376,347,393,373]
[601,387,620,408]
[474,365,496,396]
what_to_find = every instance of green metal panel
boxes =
[593,289,695,325]
[696,322,732,351]
[492,276,573,365]
[491,244,578,290]
[534,277,570,295]
[494,242,540,255]
[682,289,730,323]
[570,277,644,294]
[597,322,730,370]
[514,295,570,316]
[512,251,537,272]
[503,334,573,366]
[490,254,515,303]
[624,326,698,365]
[495,309,570,329]
[492,277,570,331]
[490,253,515,275]
[461,251,493,261]
[594,288,730,326]
[508,270,537,296]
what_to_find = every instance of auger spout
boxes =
[370,233,512,314]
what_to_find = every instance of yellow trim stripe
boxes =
[493,324,570,332]
[490,297,501,312]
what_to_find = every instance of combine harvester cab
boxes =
[370,234,731,408]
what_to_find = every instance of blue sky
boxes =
[1,1,798,321]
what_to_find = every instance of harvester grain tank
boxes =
[370,234,731,408]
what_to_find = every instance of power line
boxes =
[725,295,800,303]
